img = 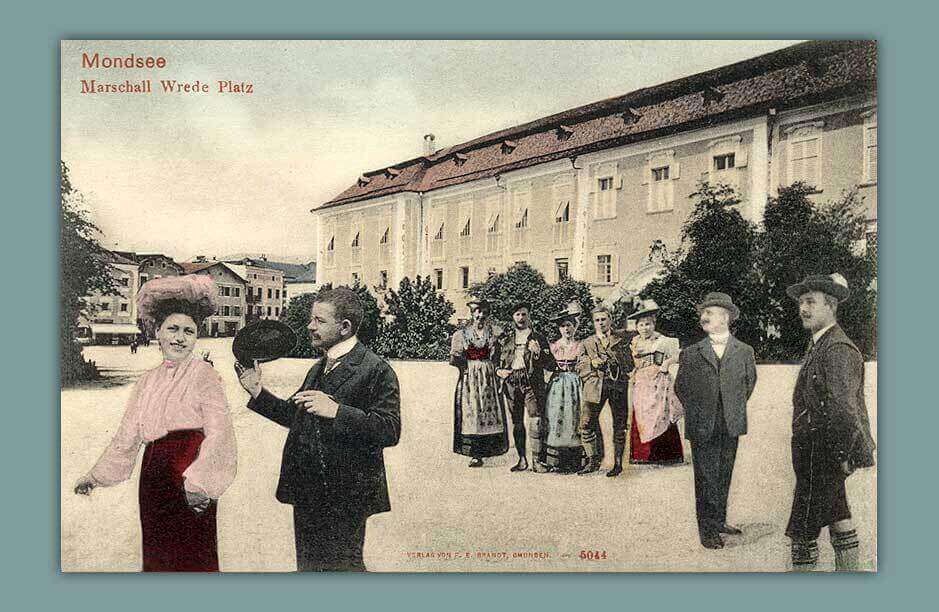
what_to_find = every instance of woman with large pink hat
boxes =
[74,274,237,572]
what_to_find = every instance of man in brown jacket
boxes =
[674,292,757,549]
[785,274,875,572]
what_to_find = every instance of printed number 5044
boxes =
[579,550,608,560]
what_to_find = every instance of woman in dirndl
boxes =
[627,300,685,465]
[543,311,586,473]
[449,298,509,467]
[74,275,237,571]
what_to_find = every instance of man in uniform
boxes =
[496,302,556,472]
[785,273,875,571]
[576,305,635,477]
[674,292,757,549]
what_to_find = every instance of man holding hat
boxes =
[785,273,875,571]
[674,292,757,549]
[496,301,556,472]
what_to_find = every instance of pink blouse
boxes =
[90,357,237,499]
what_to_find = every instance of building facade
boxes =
[78,252,141,344]
[180,262,248,336]
[227,263,287,321]
[314,41,877,318]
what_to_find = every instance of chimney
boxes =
[423,134,436,156]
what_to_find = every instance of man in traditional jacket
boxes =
[496,302,556,472]
[674,292,757,549]
[576,305,635,477]
[785,273,875,572]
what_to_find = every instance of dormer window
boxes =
[621,107,642,125]
[453,152,468,167]
[384,167,401,179]
[702,85,725,106]
[357,175,371,187]
[556,125,574,140]
[501,140,518,155]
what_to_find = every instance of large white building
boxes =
[313,41,877,317]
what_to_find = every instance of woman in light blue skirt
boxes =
[544,313,586,473]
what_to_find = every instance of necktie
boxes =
[324,355,340,374]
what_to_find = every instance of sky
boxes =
[61,40,799,262]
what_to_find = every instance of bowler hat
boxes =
[627,299,660,321]
[510,301,532,314]
[786,273,850,302]
[466,297,491,311]
[695,292,740,323]
[232,319,298,368]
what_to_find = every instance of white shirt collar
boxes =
[708,331,730,344]
[326,335,358,360]
[812,324,836,345]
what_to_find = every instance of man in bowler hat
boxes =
[496,301,556,472]
[236,288,401,571]
[674,292,757,549]
[785,274,875,571]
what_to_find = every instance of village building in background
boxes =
[77,251,141,345]
[314,40,877,318]
[180,261,248,336]
[114,252,184,285]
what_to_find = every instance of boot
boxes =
[831,529,860,571]
[578,439,600,475]
[606,441,625,477]
[530,437,549,473]
[511,427,528,472]
[790,539,818,572]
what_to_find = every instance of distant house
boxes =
[179,262,248,336]
[225,256,315,313]
[78,251,141,344]
[114,252,184,287]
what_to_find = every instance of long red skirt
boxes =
[139,429,219,572]
[629,412,684,465]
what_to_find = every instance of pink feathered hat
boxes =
[137,274,219,326]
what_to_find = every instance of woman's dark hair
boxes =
[151,298,210,329]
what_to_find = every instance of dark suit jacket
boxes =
[576,330,636,403]
[247,341,401,516]
[496,327,555,399]
[792,325,875,470]
[674,335,757,441]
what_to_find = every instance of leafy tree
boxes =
[760,183,876,359]
[283,281,380,358]
[642,182,767,348]
[60,161,117,384]
[468,263,597,339]
[373,276,455,359]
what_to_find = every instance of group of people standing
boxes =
[449,297,685,477]
[450,272,875,571]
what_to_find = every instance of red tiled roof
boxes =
[179,262,216,274]
[316,40,876,212]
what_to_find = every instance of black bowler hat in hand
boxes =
[232,319,298,368]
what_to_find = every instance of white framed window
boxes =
[596,255,613,284]
[645,150,677,213]
[862,109,877,184]
[460,216,471,237]
[714,153,735,171]
[120,302,128,312]
[485,194,502,252]
[351,231,360,248]
[434,268,444,290]
[514,209,528,229]
[593,165,618,219]
[556,258,569,282]
[100,301,111,311]
[433,222,445,240]
[379,270,388,288]
[234,287,240,297]
[351,271,360,284]
[327,236,335,251]
[379,227,390,244]
[234,306,241,316]
[785,121,824,189]
[223,305,231,316]
[460,266,470,289]
[487,212,501,233]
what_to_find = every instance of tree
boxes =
[468,263,597,339]
[642,182,767,348]
[283,282,380,358]
[373,276,455,359]
[760,183,876,359]
[60,161,117,384]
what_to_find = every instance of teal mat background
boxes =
[4,0,927,609]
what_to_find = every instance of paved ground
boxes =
[61,338,877,572]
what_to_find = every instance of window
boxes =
[434,222,445,240]
[327,236,335,251]
[646,150,677,213]
[120,302,128,312]
[218,286,225,296]
[283,290,288,300]
[555,201,570,223]
[267,288,272,299]
[100,301,111,311]
[556,258,569,282]
[119,276,129,287]
[598,176,614,191]
[431,217,446,259]
[223,305,230,316]
[379,270,388,288]
[275,289,280,299]
[351,272,360,284]
[234,287,240,297]
[514,208,528,229]
[460,217,471,237]
[222,286,231,297]
[594,168,617,219]
[785,121,824,188]
[460,266,470,289]
[275,307,279,317]
[434,268,444,290]
[256,287,262,298]
[271,275,275,281]
[379,228,389,244]
[714,153,735,171]
[234,306,241,316]
[267,307,272,317]
[597,255,612,284]
[487,267,497,278]
[351,232,360,248]
[652,166,669,181]
[140,274,148,285]
[863,110,877,184]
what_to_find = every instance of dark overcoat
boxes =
[674,335,757,441]
[247,341,401,517]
